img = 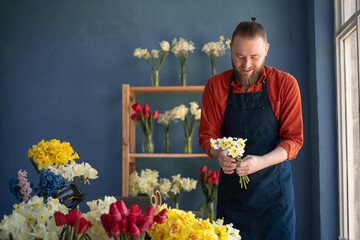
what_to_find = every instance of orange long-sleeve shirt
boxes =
[198,66,303,160]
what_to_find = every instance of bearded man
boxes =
[198,18,303,240]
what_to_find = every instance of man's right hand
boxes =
[210,148,237,174]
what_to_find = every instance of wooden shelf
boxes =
[128,86,204,94]
[122,84,207,196]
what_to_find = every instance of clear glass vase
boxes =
[142,134,154,153]
[151,70,159,87]
[184,136,192,153]
[180,65,186,86]
[164,129,170,153]
[206,201,215,221]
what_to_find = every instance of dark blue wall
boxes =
[0,0,337,239]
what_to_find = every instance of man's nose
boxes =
[241,58,251,69]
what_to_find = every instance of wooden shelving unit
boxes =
[122,84,207,196]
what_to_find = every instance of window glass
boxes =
[343,0,357,23]
[344,29,360,239]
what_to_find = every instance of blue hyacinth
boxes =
[9,177,23,202]
[36,169,69,198]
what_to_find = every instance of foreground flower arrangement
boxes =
[211,137,249,189]
[0,196,68,240]
[1,139,98,239]
[148,204,241,240]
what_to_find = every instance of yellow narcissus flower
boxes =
[160,40,170,51]
[151,49,159,58]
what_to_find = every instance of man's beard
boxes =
[232,59,264,88]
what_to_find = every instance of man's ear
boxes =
[265,43,270,56]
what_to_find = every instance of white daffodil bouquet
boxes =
[171,101,201,153]
[210,137,249,189]
[202,36,231,76]
[129,169,159,196]
[171,37,195,86]
[158,110,176,153]
[158,174,197,209]
[134,40,171,86]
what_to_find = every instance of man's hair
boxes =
[231,17,267,42]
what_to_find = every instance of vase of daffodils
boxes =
[134,40,171,87]
[202,36,231,76]
[158,174,197,209]
[171,37,195,86]
[158,110,175,153]
[171,102,201,153]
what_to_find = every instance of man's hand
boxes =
[217,150,237,174]
[235,155,264,176]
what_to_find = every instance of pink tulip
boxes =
[129,223,140,237]
[109,203,122,224]
[74,217,91,234]
[154,209,167,224]
[116,200,129,218]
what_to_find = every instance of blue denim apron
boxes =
[217,73,295,240]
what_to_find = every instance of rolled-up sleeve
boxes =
[277,73,303,160]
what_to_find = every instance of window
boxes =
[335,1,360,239]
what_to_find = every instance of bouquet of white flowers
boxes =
[171,37,195,86]
[202,36,231,76]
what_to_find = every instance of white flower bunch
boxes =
[171,104,189,121]
[83,196,117,240]
[129,169,159,196]
[212,218,242,240]
[0,196,68,240]
[201,36,229,58]
[171,37,195,56]
[171,101,201,122]
[158,110,175,127]
[210,137,247,159]
[47,162,98,185]
[159,174,197,199]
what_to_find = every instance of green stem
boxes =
[29,158,40,175]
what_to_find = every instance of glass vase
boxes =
[151,70,159,87]
[206,201,215,221]
[164,129,170,153]
[184,136,192,153]
[180,65,186,86]
[211,55,216,76]
[142,134,154,153]
[171,201,180,209]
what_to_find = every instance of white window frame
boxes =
[335,0,360,238]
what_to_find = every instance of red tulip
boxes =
[154,209,167,224]
[74,217,91,234]
[116,200,129,218]
[129,223,140,237]
[54,212,67,226]
[131,113,139,121]
[119,218,128,234]
[152,110,159,119]
[144,206,156,223]
[138,218,150,233]
[214,170,220,184]
[200,165,207,173]
[109,203,122,224]
[206,175,213,184]
[100,214,112,238]
[110,223,121,237]
[67,210,82,226]
[143,104,150,118]
[132,103,142,113]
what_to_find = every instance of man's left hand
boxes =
[235,155,264,176]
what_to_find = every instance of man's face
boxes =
[231,35,269,88]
